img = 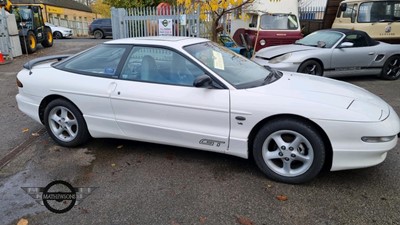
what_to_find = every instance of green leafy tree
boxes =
[177,0,253,41]
[91,1,112,17]
[104,0,174,8]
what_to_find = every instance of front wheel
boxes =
[253,119,326,184]
[381,55,400,80]
[44,99,90,147]
[298,60,323,76]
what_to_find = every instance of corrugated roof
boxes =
[12,0,92,13]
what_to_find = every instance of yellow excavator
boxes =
[0,0,53,54]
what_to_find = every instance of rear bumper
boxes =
[16,93,42,124]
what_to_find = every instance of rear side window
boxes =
[103,19,111,25]
[56,44,130,78]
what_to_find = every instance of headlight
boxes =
[361,135,396,143]
[269,53,292,64]
[260,39,266,46]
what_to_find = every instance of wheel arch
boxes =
[298,58,325,73]
[247,114,333,172]
[38,95,83,124]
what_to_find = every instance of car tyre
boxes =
[298,60,323,76]
[381,55,400,80]
[94,30,104,39]
[53,31,63,39]
[41,27,54,47]
[44,99,91,147]
[21,31,37,54]
[253,118,326,184]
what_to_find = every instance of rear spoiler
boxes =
[23,55,71,70]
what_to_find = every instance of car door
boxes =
[330,33,377,75]
[103,19,112,36]
[55,44,131,137]
[110,46,230,152]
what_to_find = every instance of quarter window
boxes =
[57,44,128,77]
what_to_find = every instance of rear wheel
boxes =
[298,60,323,76]
[381,55,400,80]
[53,31,63,39]
[94,30,104,39]
[253,118,326,184]
[44,99,90,147]
[42,27,53,47]
[21,31,37,54]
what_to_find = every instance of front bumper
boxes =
[313,106,400,171]
[61,30,73,38]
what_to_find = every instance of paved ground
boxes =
[0,39,400,225]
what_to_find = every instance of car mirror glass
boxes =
[317,41,326,48]
[193,74,212,88]
[340,3,347,11]
[339,42,354,48]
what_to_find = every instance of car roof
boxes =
[319,28,379,46]
[105,36,210,48]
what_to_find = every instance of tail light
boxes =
[16,77,23,88]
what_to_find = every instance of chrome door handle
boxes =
[368,52,375,55]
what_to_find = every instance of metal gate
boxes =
[111,5,206,40]
[0,8,11,56]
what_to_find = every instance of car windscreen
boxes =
[184,42,279,88]
[260,14,299,30]
[295,31,343,48]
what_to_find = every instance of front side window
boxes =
[343,4,357,18]
[358,1,400,23]
[184,42,276,88]
[57,44,128,77]
[260,14,298,30]
[120,46,204,86]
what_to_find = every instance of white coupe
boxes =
[16,37,400,184]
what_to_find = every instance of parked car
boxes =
[45,22,73,39]
[88,18,112,39]
[16,37,400,184]
[253,29,400,80]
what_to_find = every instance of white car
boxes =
[45,22,72,39]
[16,37,400,184]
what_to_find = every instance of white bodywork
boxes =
[45,22,72,38]
[16,37,400,172]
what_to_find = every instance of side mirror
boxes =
[339,42,354,48]
[317,41,326,48]
[32,6,39,13]
[249,23,256,28]
[193,75,212,88]
[340,3,347,12]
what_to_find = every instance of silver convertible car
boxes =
[253,29,400,80]
[16,37,400,184]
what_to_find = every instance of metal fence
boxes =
[299,0,328,21]
[111,5,211,40]
[0,8,11,56]
[299,0,328,35]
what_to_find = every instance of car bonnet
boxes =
[255,44,318,59]
[246,73,390,121]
